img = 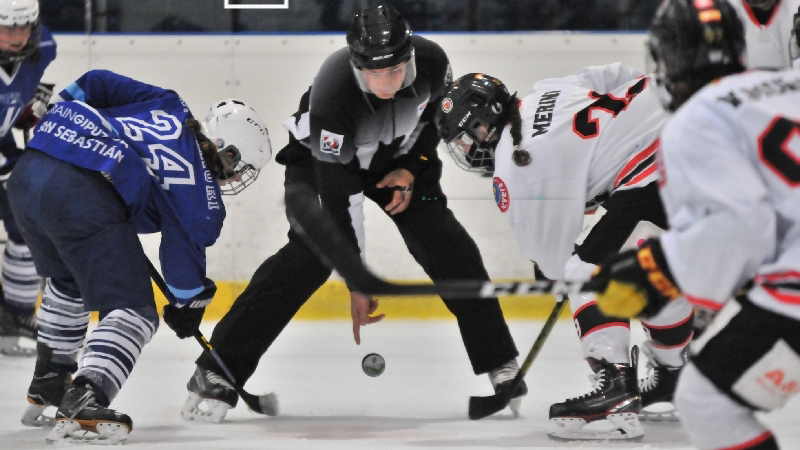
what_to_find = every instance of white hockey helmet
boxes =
[201,99,272,195]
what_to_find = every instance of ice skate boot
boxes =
[548,347,643,441]
[46,382,132,444]
[0,300,36,357]
[639,361,681,421]
[489,359,528,417]
[181,365,239,423]
[21,344,72,427]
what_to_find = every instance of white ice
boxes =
[2,319,799,449]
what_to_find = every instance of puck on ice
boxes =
[362,353,385,377]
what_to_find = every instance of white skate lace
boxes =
[639,363,658,392]
[205,370,234,390]
[567,369,607,401]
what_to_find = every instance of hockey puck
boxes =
[362,353,385,377]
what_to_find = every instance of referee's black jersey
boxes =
[282,35,452,254]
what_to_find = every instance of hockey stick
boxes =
[145,258,277,416]
[468,295,569,419]
[284,182,588,299]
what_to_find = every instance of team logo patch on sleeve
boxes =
[441,98,453,113]
[493,176,510,212]
[320,130,343,156]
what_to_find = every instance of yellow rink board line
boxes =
[141,280,574,321]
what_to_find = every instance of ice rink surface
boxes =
[1,319,799,449]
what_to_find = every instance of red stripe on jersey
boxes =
[613,139,659,189]
[648,334,693,350]
[621,164,657,188]
[582,321,631,338]
[720,431,774,450]
[685,294,723,311]
[755,271,800,284]
[763,286,800,305]
[572,301,595,318]
[640,312,693,329]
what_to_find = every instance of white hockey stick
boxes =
[284,182,589,299]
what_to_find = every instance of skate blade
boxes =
[180,392,230,423]
[21,403,55,427]
[547,413,644,441]
[640,402,679,422]
[0,336,36,357]
[46,419,130,445]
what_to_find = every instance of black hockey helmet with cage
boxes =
[647,0,745,112]
[434,73,515,173]
[347,3,413,70]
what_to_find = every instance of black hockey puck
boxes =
[362,353,385,377]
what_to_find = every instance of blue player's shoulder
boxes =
[37,25,56,65]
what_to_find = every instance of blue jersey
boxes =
[28,70,225,304]
[0,25,57,168]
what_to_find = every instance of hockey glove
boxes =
[586,238,681,319]
[162,284,216,339]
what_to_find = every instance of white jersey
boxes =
[659,68,800,321]
[726,0,800,69]
[493,63,669,279]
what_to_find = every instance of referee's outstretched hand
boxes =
[350,290,384,345]
[376,168,414,215]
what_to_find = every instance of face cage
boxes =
[218,163,261,195]
[444,131,495,173]
[646,43,676,112]
[0,21,39,65]
[352,51,417,94]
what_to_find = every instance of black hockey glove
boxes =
[162,284,216,339]
[585,238,681,319]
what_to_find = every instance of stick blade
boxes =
[468,393,511,420]
[240,391,278,416]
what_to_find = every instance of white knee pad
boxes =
[676,363,769,449]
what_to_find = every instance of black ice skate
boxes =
[0,300,36,357]
[547,347,643,441]
[489,359,528,417]
[21,344,72,427]
[639,361,681,421]
[182,366,243,423]
[46,382,132,445]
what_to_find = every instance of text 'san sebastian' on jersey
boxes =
[28,70,223,304]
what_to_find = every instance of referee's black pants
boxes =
[197,158,519,383]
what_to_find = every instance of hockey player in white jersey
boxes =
[435,65,694,439]
[725,0,800,69]
[589,0,800,448]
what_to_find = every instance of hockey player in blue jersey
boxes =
[10,70,272,444]
[0,0,57,357]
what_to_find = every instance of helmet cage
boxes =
[214,143,261,195]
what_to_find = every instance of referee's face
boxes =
[361,62,406,99]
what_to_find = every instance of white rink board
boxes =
[2,319,799,449]
[39,32,647,282]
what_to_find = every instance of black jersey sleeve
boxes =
[306,49,367,265]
